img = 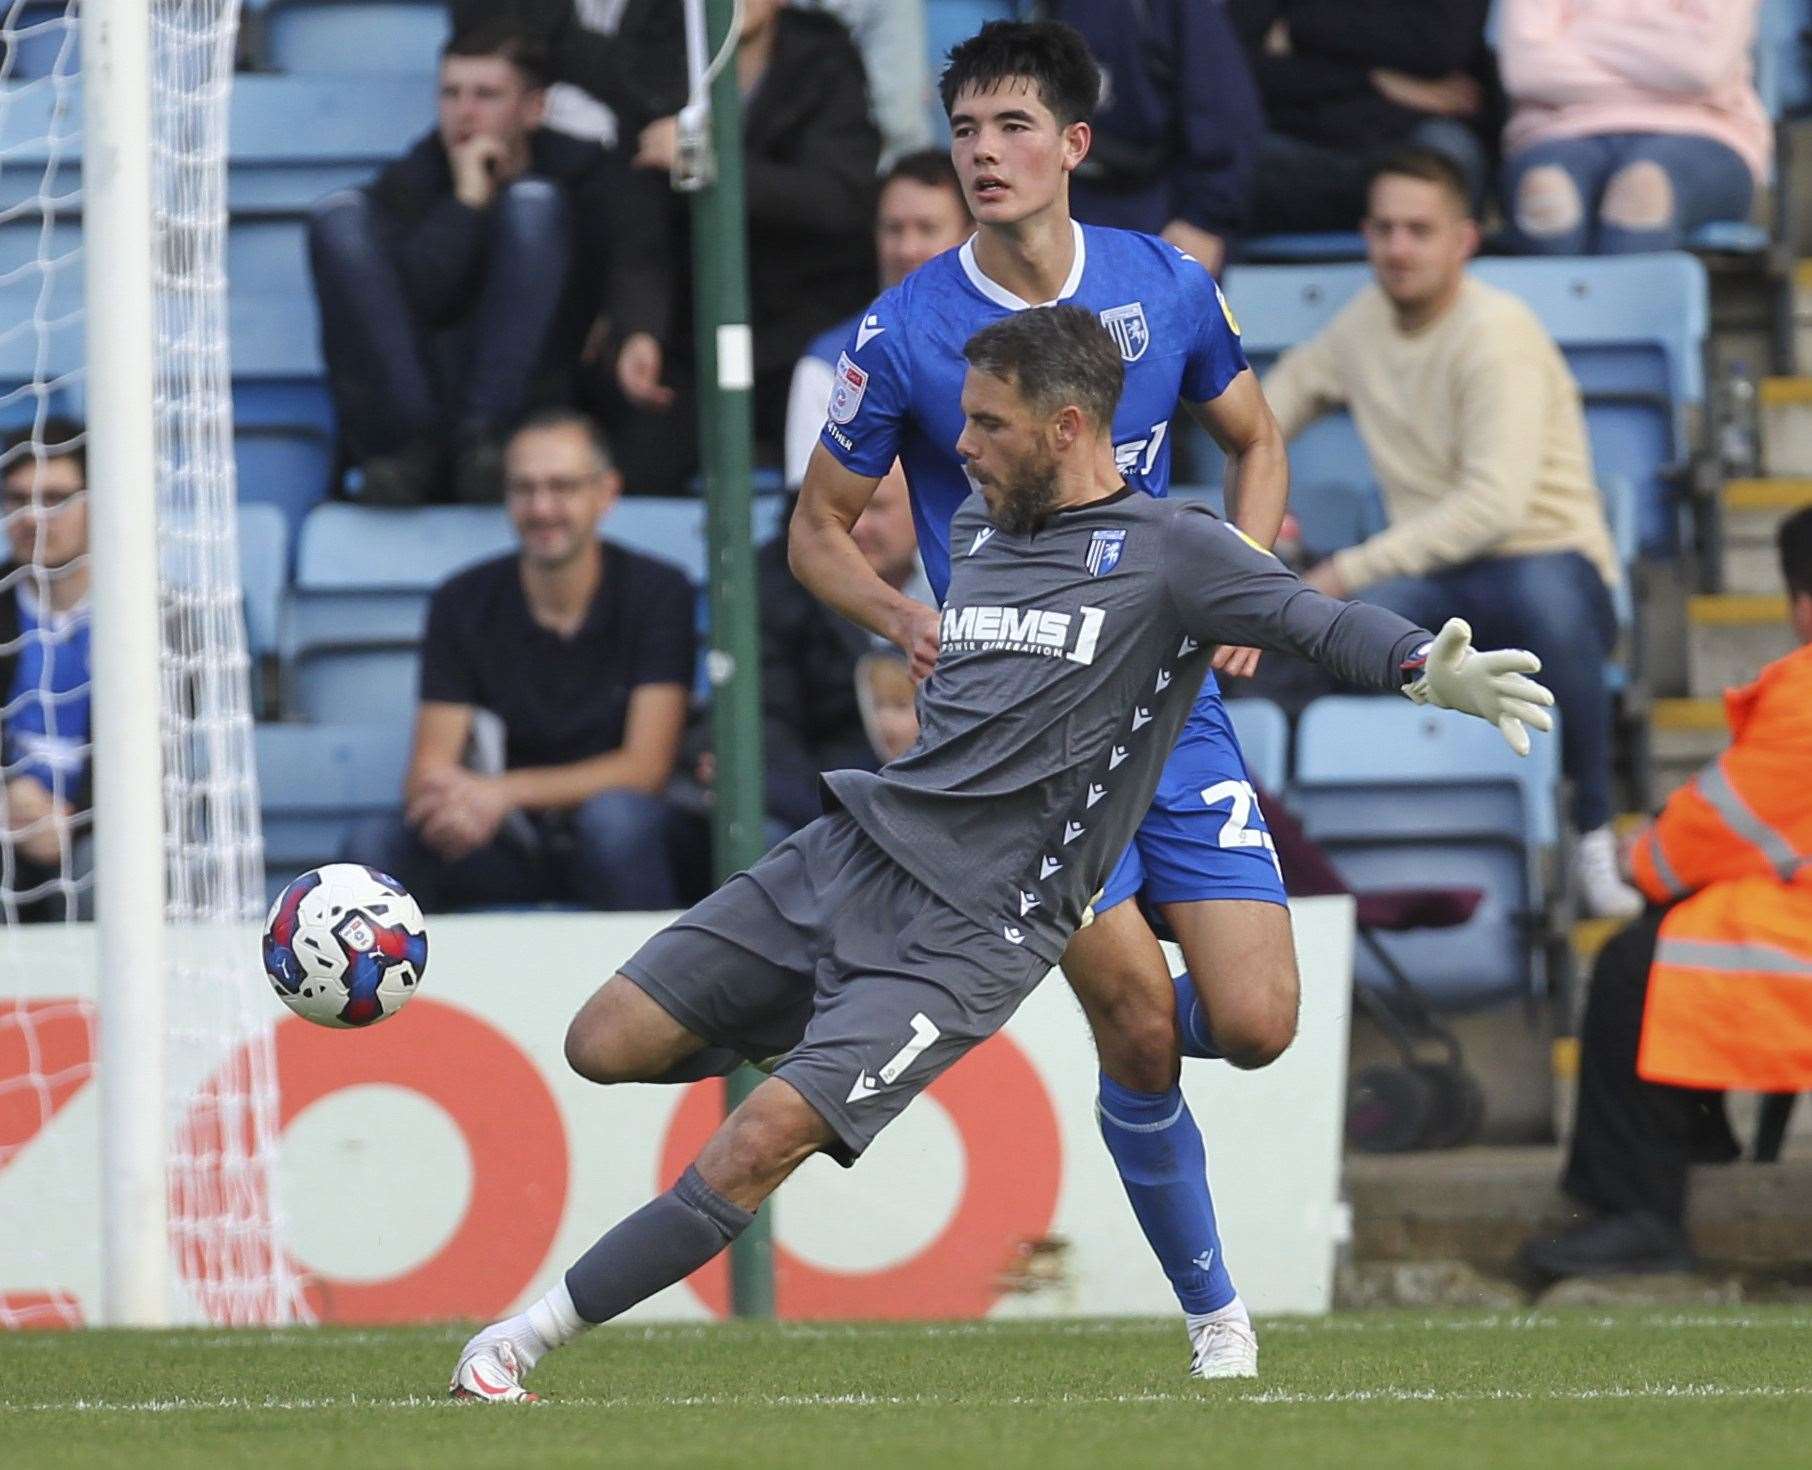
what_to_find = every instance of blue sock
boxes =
[1097,1072,1235,1314]
[1172,968,1224,1060]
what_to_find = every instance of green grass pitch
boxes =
[5,1309,1812,1469]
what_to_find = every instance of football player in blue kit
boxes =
[791,21,1293,1378]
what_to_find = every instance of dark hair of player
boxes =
[508,405,615,469]
[963,305,1124,433]
[882,149,967,207]
[1367,145,1473,216]
[1781,505,1812,600]
[0,416,86,485]
[939,20,1101,127]
[443,19,552,92]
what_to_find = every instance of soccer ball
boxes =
[262,864,428,1028]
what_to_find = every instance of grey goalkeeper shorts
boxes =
[619,812,1049,1162]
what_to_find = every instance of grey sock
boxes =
[645,1045,743,1084]
[563,1165,754,1324]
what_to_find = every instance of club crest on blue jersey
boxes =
[1086,528,1127,576]
[1098,302,1150,362]
[828,352,868,425]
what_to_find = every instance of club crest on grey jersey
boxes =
[1087,528,1126,577]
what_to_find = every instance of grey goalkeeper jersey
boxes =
[823,487,1431,963]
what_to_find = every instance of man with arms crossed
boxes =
[449,307,1552,1401]
[791,19,1291,1375]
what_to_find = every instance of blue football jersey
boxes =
[818,220,1248,602]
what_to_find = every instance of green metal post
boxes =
[689,0,774,1320]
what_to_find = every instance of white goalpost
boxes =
[0,0,297,1328]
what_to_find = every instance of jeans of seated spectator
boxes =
[5,833,93,923]
[341,789,680,913]
[309,179,575,467]
[1359,551,1617,833]
[1247,119,1489,236]
[1501,133,1754,256]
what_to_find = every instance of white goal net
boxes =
[0,0,298,1327]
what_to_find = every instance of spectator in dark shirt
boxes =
[1040,0,1262,274]
[446,0,686,147]
[308,22,615,506]
[1229,0,1495,235]
[593,0,880,496]
[343,409,694,912]
[1,419,92,923]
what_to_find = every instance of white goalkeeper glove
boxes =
[1401,617,1556,757]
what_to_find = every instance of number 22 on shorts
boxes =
[1201,779,1282,878]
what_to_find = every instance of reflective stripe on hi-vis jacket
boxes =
[1633,643,1812,1092]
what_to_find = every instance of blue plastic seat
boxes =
[610,496,790,587]
[236,424,334,542]
[229,74,435,214]
[1289,695,1562,1008]
[290,645,421,726]
[0,1,78,79]
[1226,698,1289,792]
[236,502,291,658]
[0,73,434,216]
[256,720,412,898]
[1237,232,1367,265]
[282,503,514,716]
[263,1,450,74]
[1758,0,1812,119]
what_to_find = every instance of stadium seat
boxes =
[1236,233,1367,265]
[228,74,434,214]
[159,503,290,660]
[1225,698,1289,792]
[262,1,449,75]
[289,644,421,726]
[1289,695,1563,1008]
[236,424,334,540]
[0,2,77,80]
[610,496,791,587]
[235,502,291,658]
[1758,0,1812,118]
[0,73,433,216]
[256,720,412,900]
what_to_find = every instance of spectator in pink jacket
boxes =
[1499,0,1769,255]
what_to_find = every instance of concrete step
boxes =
[1686,594,1794,697]
[1718,478,1812,592]
[1347,1145,1812,1278]
[1649,696,1728,800]
[1762,377,1812,477]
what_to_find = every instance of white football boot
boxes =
[450,1323,540,1403]
[1187,1297,1259,1381]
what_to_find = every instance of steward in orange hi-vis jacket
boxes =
[1521,507,1812,1283]
[1630,643,1812,1091]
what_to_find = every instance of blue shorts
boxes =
[1097,684,1287,915]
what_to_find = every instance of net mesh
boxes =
[0,0,299,1327]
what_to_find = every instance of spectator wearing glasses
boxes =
[343,409,694,911]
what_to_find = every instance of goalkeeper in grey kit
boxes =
[450,306,1552,1400]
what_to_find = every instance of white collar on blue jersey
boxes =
[958,220,1087,310]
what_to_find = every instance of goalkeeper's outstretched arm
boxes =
[1160,505,1555,755]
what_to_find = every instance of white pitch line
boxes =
[9,1383,1812,1415]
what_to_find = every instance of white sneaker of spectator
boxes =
[1576,825,1643,920]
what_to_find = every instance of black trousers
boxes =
[1563,905,1740,1224]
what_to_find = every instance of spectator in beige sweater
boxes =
[1499,0,1768,254]
[1266,146,1639,918]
